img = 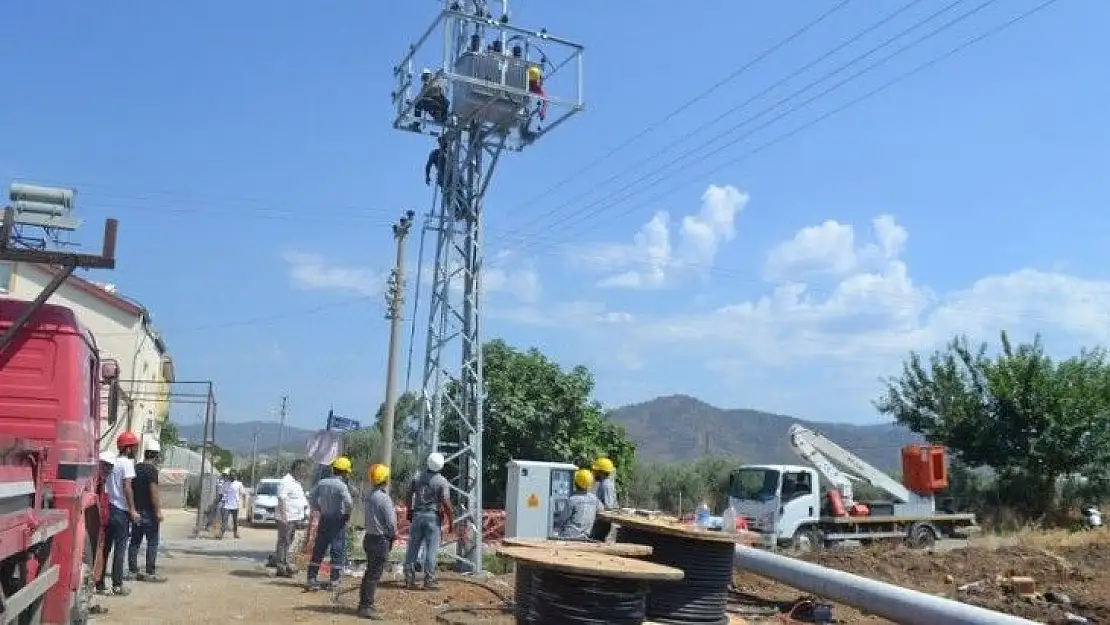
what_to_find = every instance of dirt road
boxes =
[92,511,1110,624]
[91,510,512,625]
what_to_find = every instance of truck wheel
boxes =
[792,527,822,553]
[907,523,938,549]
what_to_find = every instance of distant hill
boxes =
[178,421,317,457]
[608,394,921,473]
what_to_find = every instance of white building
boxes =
[0,261,174,453]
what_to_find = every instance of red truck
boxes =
[0,298,121,625]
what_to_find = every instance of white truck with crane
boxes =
[728,424,977,552]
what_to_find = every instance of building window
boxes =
[0,263,11,293]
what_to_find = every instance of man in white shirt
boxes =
[219,470,245,539]
[274,459,309,578]
[99,431,140,596]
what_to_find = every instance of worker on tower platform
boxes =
[520,65,548,144]
[404,452,453,590]
[588,456,619,541]
[555,469,602,541]
[305,456,354,592]
[412,68,450,130]
[357,463,397,620]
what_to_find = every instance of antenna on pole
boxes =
[392,0,585,575]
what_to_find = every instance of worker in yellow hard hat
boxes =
[520,63,548,144]
[305,456,355,591]
[554,469,601,541]
[589,456,618,541]
[357,464,397,619]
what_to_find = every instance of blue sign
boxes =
[328,414,361,432]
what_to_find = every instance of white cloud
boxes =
[422,249,543,303]
[281,250,385,296]
[572,184,749,289]
[633,214,1110,370]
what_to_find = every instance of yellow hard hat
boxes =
[369,463,390,486]
[331,456,353,473]
[527,66,542,82]
[591,457,614,474]
[573,468,594,490]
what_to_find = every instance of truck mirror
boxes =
[106,383,120,426]
[100,359,120,382]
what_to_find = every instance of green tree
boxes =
[875,331,1110,519]
[443,339,636,507]
[373,391,421,454]
[159,419,180,449]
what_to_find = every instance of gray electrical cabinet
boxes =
[505,460,579,539]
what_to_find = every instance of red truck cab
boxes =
[0,299,118,625]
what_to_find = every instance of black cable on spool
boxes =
[528,569,649,625]
[617,526,734,625]
[513,562,534,623]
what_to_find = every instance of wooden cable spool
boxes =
[497,545,683,624]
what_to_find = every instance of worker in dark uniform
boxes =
[306,456,354,592]
[413,68,449,127]
[357,464,396,620]
[403,452,453,590]
[425,133,468,220]
[588,456,618,541]
[555,469,601,541]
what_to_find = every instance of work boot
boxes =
[424,580,441,591]
[356,606,383,620]
[137,572,166,583]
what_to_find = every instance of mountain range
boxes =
[607,395,920,473]
[180,394,919,472]
[178,421,317,458]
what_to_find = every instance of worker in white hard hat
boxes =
[128,440,165,582]
[555,469,601,541]
[412,67,449,129]
[403,451,453,590]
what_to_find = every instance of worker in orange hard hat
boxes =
[98,431,141,596]
[357,464,397,619]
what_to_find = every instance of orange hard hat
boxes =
[117,431,140,448]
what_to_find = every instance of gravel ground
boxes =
[92,511,1110,624]
[91,510,513,625]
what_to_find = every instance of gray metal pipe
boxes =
[734,545,1038,625]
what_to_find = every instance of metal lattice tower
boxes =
[392,0,584,573]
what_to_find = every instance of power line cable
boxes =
[506,1,854,222]
[512,0,930,236]
[507,0,1052,258]
[510,0,992,251]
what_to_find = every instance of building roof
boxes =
[38,264,144,316]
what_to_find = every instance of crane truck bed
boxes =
[727,425,978,552]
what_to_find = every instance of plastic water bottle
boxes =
[721,506,737,534]
[695,502,711,528]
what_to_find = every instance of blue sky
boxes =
[3,0,1109,430]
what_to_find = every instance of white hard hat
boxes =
[147,440,161,453]
[221,468,231,476]
[99,450,117,464]
[427,452,445,472]
[421,68,432,75]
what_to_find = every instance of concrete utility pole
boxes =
[275,394,288,473]
[379,210,416,468]
[249,426,260,488]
